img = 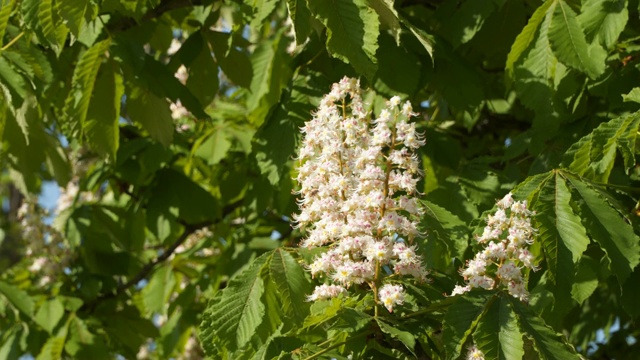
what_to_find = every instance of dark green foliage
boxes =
[0,0,638,359]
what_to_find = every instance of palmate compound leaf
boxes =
[307,0,379,78]
[473,294,524,360]
[565,173,640,284]
[562,112,640,181]
[443,290,494,360]
[200,252,269,354]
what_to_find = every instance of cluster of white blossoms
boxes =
[173,227,219,257]
[294,77,428,313]
[56,179,96,215]
[467,344,484,360]
[451,193,538,301]
[18,200,69,286]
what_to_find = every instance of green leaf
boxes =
[247,30,292,125]
[377,319,415,355]
[578,0,628,49]
[0,56,28,106]
[126,85,174,147]
[141,266,176,315]
[268,248,312,322]
[193,128,231,165]
[533,172,589,316]
[566,175,640,284]
[549,0,605,79]
[65,316,106,357]
[400,18,434,60]
[0,0,16,42]
[509,297,579,359]
[373,33,421,97]
[621,265,640,318]
[21,0,40,29]
[512,172,554,200]
[506,0,554,79]
[303,297,356,328]
[38,0,69,54]
[286,0,313,43]
[36,336,66,360]
[537,172,590,264]
[474,295,524,360]
[563,113,640,180]
[513,7,556,113]
[248,0,279,30]
[200,252,269,354]
[57,0,90,37]
[35,298,65,334]
[3,45,54,84]
[185,33,218,108]
[370,0,401,45]
[64,39,111,137]
[83,60,123,159]
[205,31,252,89]
[0,281,34,317]
[308,0,379,78]
[438,0,501,47]
[622,87,640,103]
[570,257,599,304]
[443,291,493,359]
[146,169,220,225]
[421,199,469,263]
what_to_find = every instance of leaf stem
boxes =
[302,332,369,360]
[1,32,25,51]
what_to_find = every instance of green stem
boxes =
[1,32,24,51]
[302,332,369,360]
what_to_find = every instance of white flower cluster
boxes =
[467,344,484,360]
[174,227,218,257]
[451,193,538,301]
[295,77,428,313]
[56,179,96,215]
[18,200,69,286]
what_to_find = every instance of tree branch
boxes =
[82,198,243,312]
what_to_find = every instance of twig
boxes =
[81,198,243,311]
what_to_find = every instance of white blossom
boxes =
[379,284,405,312]
[467,344,485,360]
[452,193,538,301]
[295,77,428,308]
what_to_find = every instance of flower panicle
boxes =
[294,77,428,312]
[451,192,539,301]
